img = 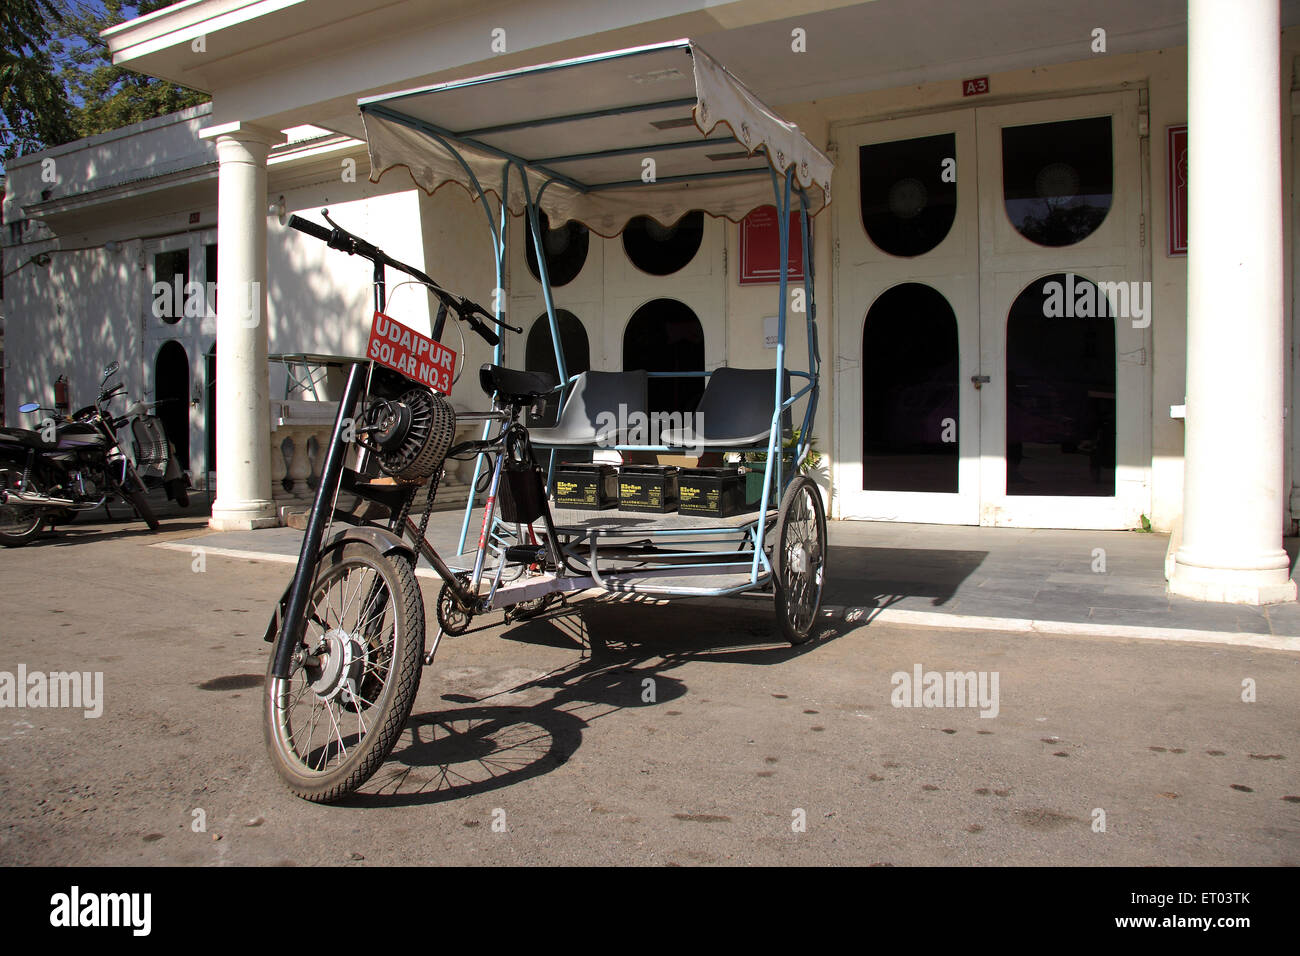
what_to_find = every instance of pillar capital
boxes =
[199,120,288,148]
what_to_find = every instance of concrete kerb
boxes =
[157,539,1300,654]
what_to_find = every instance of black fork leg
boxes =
[271,362,368,680]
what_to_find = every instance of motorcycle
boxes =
[0,362,191,546]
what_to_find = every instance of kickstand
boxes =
[423,625,446,666]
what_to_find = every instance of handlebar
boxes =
[288,213,520,348]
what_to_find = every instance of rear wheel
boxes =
[772,476,827,645]
[0,471,44,547]
[166,477,190,508]
[264,543,424,803]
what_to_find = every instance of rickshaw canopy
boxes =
[358,39,832,236]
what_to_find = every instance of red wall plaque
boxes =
[1167,125,1188,257]
[739,205,807,285]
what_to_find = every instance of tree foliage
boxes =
[1,1,208,161]
[53,1,208,141]
[1,0,76,161]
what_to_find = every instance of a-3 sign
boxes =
[367,311,456,393]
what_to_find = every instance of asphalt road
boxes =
[0,516,1297,866]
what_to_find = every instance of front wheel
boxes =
[122,485,160,531]
[772,476,827,645]
[116,464,160,531]
[263,543,424,803]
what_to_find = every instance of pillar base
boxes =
[1169,552,1297,605]
[209,499,279,531]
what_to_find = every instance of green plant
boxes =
[1136,514,1152,533]
[743,428,822,473]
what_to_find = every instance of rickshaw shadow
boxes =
[352,638,690,807]
[349,573,851,806]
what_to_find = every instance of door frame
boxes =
[831,89,1152,529]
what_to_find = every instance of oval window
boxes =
[1002,116,1113,247]
[859,133,957,258]
[622,211,704,276]
[525,212,589,287]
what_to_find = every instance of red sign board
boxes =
[1167,125,1188,256]
[962,76,989,97]
[738,205,807,285]
[367,311,457,393]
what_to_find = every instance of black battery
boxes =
[554,463,618,510]
[678,467,747,517]
[618,465,678,513]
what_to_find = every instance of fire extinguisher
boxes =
[54,375,69,415]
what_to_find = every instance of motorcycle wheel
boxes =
[0,475,45,547]
[117,465,161,531]
[263,543,424,803]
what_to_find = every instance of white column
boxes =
[200,122,286,531]
[1171,0,1296,604]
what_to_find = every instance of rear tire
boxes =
[166,478,190,509]
[0,468,46,547]
[772,476,827,645]
[263,543,424,803]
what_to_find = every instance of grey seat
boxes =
[529,370,649,446]
[661,366,792,448]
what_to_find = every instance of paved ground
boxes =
[0,510,1297,866]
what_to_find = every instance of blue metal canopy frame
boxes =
[357,41,824,584]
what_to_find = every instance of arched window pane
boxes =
[525,310,589,427]
[623,299,704,415]
[862,283,959,492]
[1006,273,1115,496]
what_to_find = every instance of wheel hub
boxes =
[305,628,368,702]
[788,542,809,575]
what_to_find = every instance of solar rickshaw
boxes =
[262,39,832,801]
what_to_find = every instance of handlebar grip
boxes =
[471,321,500,347]
[288,215,332,243]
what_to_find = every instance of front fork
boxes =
[270,363,369,681]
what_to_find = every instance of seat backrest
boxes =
[556,369,648,436]
[696,367,792,442]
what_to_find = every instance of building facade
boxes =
[3,0,1297,603]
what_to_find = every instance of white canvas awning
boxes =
[359,39,832,237]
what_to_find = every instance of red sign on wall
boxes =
[1167,125,1188,257]
[962,76,990,97]
[367,311,457,393]
[738,205,807,285]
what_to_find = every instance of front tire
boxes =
[263,543,424,803]
[123,486,160,531]
[772,476,827,645]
